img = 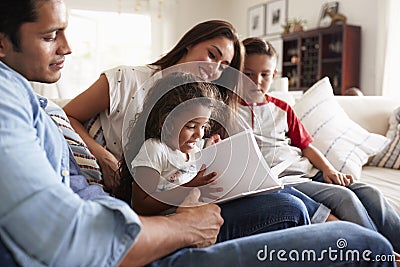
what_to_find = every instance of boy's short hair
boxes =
[242,37,277,60]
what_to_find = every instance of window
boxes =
[54,9,152,98]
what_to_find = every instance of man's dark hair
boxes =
[0,0,42,51]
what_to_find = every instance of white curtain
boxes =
[381,0,400,98]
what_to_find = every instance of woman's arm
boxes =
[302,144,353,186]
[63,74,119,189]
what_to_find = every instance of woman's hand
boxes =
[96,149,121,191]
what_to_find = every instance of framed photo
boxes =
[265,37,283,75]
[318,2,339,28]
[266,0,287,36]
[248,4,266,37]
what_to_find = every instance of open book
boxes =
[195,129,310,203]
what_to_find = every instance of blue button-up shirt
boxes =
[0,61,141,266]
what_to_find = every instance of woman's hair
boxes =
[116,72,222,204]
[0,0,44,51]
[242,37,277,59]
[152,20,244,111]
[151,20,243,73]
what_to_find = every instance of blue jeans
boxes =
[217,188,330,242]
[149,221,395,267]
[296,172,400,252]
[217,190,310,242]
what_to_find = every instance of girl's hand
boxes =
[205,134,221,147]
[322,169,353,187]
[183,165,223,201]
[183,165,217,187]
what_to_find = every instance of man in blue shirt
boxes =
[0,0,396,266]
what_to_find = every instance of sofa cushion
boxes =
[293,77,389,179]
[361,166,400,215]
[369,106,400,169]
[46,100,103,182]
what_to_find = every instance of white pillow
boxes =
[369,106,400,169]
[293,77,389,179]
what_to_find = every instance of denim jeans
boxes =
[217,190,311,242]
[280,187,331,223]
[149,221,395,267]
[296,172,400,252]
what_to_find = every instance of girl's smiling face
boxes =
[164,104,211,154]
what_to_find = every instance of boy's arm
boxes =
[302,144,353,186]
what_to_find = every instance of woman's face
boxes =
[177,37,235,81]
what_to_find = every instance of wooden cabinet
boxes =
[282,24,361,95]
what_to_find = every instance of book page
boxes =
[195,129,283,203]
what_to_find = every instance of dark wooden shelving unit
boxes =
[281,24,361,95]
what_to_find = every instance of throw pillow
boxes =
[45,100,103,183]
[369,106,400,169]
[293,77,389,179]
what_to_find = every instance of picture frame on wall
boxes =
[266,0,287,36]
[248,4,266,37]
[318,2,339,28]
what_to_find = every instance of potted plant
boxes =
[281,20,292,34]
[292,18,307,32]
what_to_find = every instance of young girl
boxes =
[120,72,334,243]
[240,37,400,255]
[125,72,222,214]
[63,20,242,191]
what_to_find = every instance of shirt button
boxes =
[62,170,69,176]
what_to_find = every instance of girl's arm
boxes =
[132,166,191,215]
[132,166,218,216]
[302,144,353,186]
[63,74,119,190]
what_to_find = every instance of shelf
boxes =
[321,58,342,64]
[281,24,361,95]
[283,62,298,67]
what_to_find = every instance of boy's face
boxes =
[0,0,71,83]
[243,54,277,103]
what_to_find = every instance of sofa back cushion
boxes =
[293,77,389,179]
[335,96,400,136]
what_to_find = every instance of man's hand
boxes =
[175,188,224,248]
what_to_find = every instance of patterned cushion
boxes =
[45,101,102,182]
[293,77,389,179]
[369,106,400,169]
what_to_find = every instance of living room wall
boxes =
[64,0,386,96]
[170,0,385,96]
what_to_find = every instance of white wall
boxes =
[166,0,385,95]
[64,0,386,95]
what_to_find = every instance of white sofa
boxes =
[335,96,400,215]
[53,94,400,215]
